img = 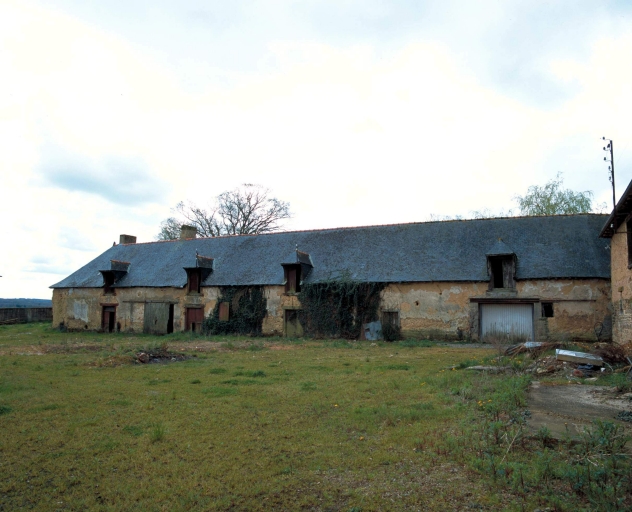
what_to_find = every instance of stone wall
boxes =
[609,220,632,344]
[52,277,611,341]
[380,279,610,342]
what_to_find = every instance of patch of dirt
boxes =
[135,350,192,364]
[527,381,632,447]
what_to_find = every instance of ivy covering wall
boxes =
[203,286,267,336]
[297,279,386,339]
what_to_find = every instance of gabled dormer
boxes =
[99,260,131,294]
[281,247,313,293]
[184,254,213,294]
[485,239,516,291]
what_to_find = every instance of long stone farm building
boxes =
[51,214,611,342]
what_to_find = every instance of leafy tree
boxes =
[514,172,598,216]
[157,184,291,240]
[428,173,603,221]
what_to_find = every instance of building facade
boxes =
[52,215,611,342]
[600,180,632,344]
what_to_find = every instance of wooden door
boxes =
[186,308,204,332]
[143,303,170,334]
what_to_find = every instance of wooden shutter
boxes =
[219,302,230,322]
[188,269,201,293]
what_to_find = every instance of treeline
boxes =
[0,299,52,308]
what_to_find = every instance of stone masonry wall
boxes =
[609,220,632,344]
[52,277,610,341]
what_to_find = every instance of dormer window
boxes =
[99,260,130,295]
[485,239,516,291]
[281,247,313,294]
[103,272,115,294]
[284,265,301,293]
[187,268,202,294]
[183,254,213,294]
[488,255,515,290]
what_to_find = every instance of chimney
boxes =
[119,234,137,244]
[180,225,197,240]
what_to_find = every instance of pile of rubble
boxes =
[136,349,191,364]
[506,341,632,381]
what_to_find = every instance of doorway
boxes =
[102,306,116,333]
[284,309,303,337]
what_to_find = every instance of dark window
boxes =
[542,302,554,318]
[187,268,201,294]
[103,272,115,294]
[219,302,230,322]
[284,265,301,293]
[488,256,515,290]
[382,311,399,327]
[627,219,632,268]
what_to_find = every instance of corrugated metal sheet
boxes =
[51,214,610,289]
[481,303,534,341]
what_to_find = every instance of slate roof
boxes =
[600,178,632,238]
[485,239,515,256]
[51,214,610,289]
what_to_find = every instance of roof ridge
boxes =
[127,213,608,246]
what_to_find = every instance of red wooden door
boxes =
[186,308,204,332]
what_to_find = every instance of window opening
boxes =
[284,265,301,293]
[103,272,115,294]
[187,268,201,294]
[542,302,554,318]
[382,311,399,327]
[488,255,515,289]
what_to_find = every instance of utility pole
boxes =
[603,137,615,209]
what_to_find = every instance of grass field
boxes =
[1,324,630,511]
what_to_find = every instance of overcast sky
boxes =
[2,0,632,299]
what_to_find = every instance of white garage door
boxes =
[480,303,534,341]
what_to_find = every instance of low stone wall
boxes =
[0,307,53,324]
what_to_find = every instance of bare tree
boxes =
[156,184,291,240]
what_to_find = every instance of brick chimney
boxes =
[180,225,197,240]
[119,234,137,244]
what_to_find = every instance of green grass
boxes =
[0,323,628,510]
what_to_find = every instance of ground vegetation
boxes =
[0,324,630,510]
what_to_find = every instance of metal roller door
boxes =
[480,303,534,341]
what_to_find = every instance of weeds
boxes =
[150,422,166,443]
[434,365,632,510]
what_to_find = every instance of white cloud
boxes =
[1,0,631,298]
